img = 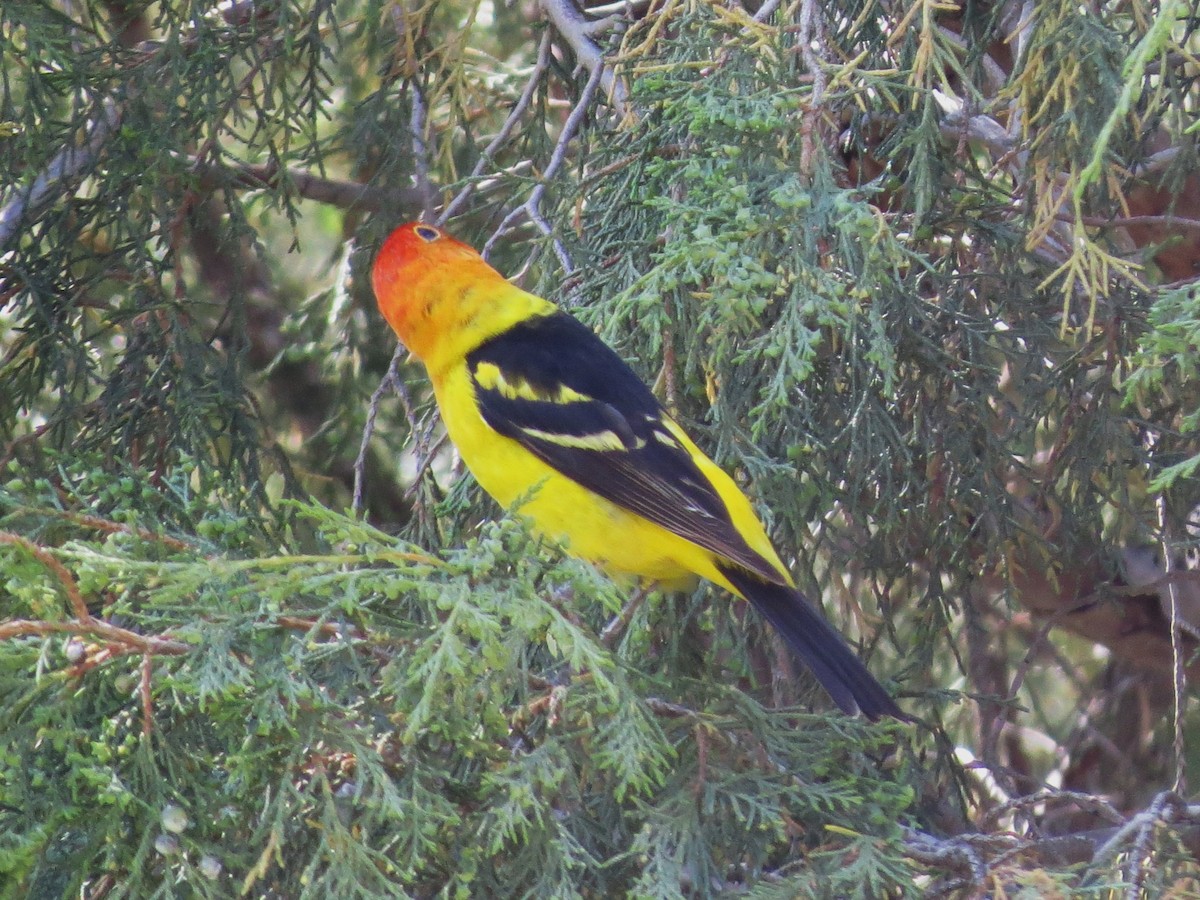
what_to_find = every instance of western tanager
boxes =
[372,222,900,719]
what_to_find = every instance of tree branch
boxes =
[0,98,122,253]
[0,531,91,620]
[440,30,555,225]
[482,61,605,276]
[407,81,437,221]
[186,154,423,214]
[0,618,190,656]
[353,345,405,515]
[540,0,628,113]
[0,0,281,253]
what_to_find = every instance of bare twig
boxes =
[903,829,998,889]
[1004,0,1037,140]
[933,25,1010,95]
[645,697,697,718]
[186,153,422,214]
[1156,494,1188,796]
[1113,568,1200,596]
[439,31,555,225]
[0,419,58,471]
[353,345,405,515]
[9,508,193,553]
[937,109,1016,158]
[539,0,628,112]
[211,0,271,29]
[979,611,1058,802]
[797,0,828,178]
[979,788,1125,832]
[408,82,437,221]
[905,795,1200,889]
[140,653,155,736]
[1075,213,1200,233]
[600,585,651,647]
[393,380,447,503]
[1086,790,1190,899]
[482,62,606,276]
[751,0,782,24]
[587,0,653,17]
[1088,791,1191,877]
[1130,146,1182,177]
[275,615,368,641]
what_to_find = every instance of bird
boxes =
[371,222,901,719]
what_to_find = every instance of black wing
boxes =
[465,312,781,583]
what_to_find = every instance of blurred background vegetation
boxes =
[2,0,1199,895]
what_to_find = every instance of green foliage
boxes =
[564,3,1164,710]
[3,0,1199,894]
[0,468,915,896]
[1125,283,1200,491]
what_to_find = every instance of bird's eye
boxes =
[415,225,440,242]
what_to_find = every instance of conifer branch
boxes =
[0,531,91,620]
[0,618,190,656]
[353,345,404,515]
[12,508,195,553]
[0,0,278,252]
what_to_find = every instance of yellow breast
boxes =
[431,364,728,591]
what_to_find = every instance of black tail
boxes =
[719,565,901,720]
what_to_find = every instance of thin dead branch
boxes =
[540,0,628,112]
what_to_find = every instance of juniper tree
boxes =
[2,0,1199,895]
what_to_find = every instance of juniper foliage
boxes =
[2,0,1199,895]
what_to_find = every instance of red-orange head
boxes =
[371,222,503,363]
